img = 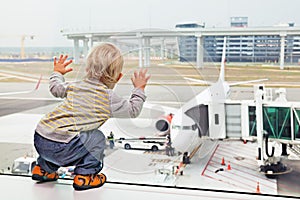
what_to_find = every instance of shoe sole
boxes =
[73,174,106,191]
[73,183,103,191]
[32,174,58,182]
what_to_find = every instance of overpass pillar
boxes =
[83,39,89,58]
[144,37,151,67]
[170,46,173,59]
[73,39,80,64]
[138,36,144,68]
[161,39,165,60]
[90,37,93,49]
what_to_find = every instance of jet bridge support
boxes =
[255,88,291,178]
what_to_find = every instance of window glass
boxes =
[1,0,300,198]
[293,109,300,139]
[263,107,291,139]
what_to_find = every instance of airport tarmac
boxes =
[1,74,300,198]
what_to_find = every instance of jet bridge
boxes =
[185,88,300,144]
[248,104,300,143]
[223,99,300,144]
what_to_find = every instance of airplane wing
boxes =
[184,77,212,85]
[143,102,178,114]
[229,78,268,86]
[0,75,42,96]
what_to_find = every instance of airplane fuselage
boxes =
[170,80,231,152]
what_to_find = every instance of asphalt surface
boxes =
[0,98,58,117]
[277,159,300,197]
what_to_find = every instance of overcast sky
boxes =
[0,0,299,47]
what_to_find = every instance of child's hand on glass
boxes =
[131,68,151,91]
[54,55,73,75]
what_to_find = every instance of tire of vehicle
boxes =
[124,143,131,150]
[151,145,158,151]
[265,170,276,179]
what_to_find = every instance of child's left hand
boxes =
[131,68,151,91]
[54,55,73,75]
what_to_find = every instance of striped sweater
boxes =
[35,72,146,143]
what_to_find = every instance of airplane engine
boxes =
[155,114,173,136]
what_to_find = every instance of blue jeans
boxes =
[109,140,114,149]
[34,129,106,175]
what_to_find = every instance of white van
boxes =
[115,137,166,151]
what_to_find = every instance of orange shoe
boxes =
[73,173,106,191]
[32,165,58,182]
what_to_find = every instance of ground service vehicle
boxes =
[116,137,166,151]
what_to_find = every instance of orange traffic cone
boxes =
[256,182,261,193]
[227,161,231,170]
[221,157,225,166]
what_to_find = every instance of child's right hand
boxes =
[54,55,73,75]
[131,69,151,91]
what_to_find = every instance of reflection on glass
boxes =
[1,1,300,197]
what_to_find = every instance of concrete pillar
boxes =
[90,37,93,49]
[161,39,165,60]
[165,46,169,59]
[280,34,286,70]
[83,39,89,58]
[144,37,151,67]
[196,35,204,68]
[73,39,80,64]
[138,37,143,68]
[170,45,174,59]
[153,48,157,58]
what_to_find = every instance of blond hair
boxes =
[85,43,124,88]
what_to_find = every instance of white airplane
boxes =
[0,75,42,96]
[148,37,268,153]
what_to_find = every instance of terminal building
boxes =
[203,34,300,63]
[63,21,300,68]
[175,20,300,63]
[175,22,205,62]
